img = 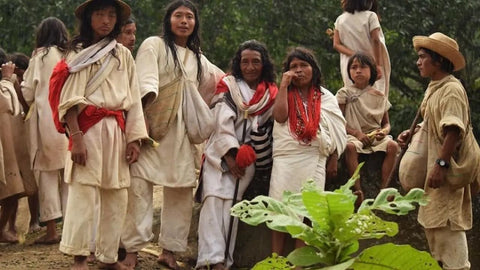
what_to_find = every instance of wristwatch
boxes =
[436,158,450,169]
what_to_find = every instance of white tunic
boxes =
[334,11,391,94]
[131,36,224,187]
[22,46,69,171]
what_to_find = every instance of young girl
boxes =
[333,0,390,95]
[336,53,399,203]
[21,16,69,245]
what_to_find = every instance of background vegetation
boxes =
[1,0,479,136]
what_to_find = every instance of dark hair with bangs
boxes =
[162,0,202,82]
[343,0,376,13]
[231,40,275,83]
[282,47,323,90]
[35,17,69,61]
[419,47,455,74]
[69,0,123,50]
[347,52,377,86]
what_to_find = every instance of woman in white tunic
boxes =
[123,1,224,268]
[269,47,347,256]
[333,0,391,95]
[196,40,277,269]
[22,17,69,245]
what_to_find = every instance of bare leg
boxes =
[28,193,41,233]
[71,256,89,270]
[381,141,400,189]
[157,249,180,269]
[0,197,19,243]
[271,230,286,255]
[7,200,17,234]
[345,143,363,205]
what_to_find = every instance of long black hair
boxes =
[69,0,122,50]
[343,0,376,13]
[162,0,202,82]
[35,17,69,61]
[231,40,275,83]
[282,47,323,90]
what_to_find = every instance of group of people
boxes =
[0,0,478,269]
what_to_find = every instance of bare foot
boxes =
[71,256,89,270]
[98,261,133,270]
[86,252,96,264]
[28,223,42,234]
[34,234,61,245]
[157,249,180,269]
[120,252,138,268]
[0,230,19,243]
[212,263,227,270]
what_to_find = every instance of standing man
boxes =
[398,32,480,270]
[116,16,136,52]
[53,0,147,269]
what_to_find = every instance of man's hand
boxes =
[126,140,141,164]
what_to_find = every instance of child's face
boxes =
[349,58,371,88]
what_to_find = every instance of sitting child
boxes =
[336,52,399,203]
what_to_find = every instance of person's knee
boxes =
[386,140,400,154]
[345,143,357,155]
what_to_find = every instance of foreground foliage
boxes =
[231,164,440,269]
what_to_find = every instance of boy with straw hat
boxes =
[53,1,147,269]
[398,32,480,270]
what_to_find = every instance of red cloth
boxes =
[68,105,125,150]
[48,59,70,133]
[287,87,322,144]
[236,144,256,169]
[216,77,278,116]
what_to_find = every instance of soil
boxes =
[0,187,196,270]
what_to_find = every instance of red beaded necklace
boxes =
[287,87,321,144]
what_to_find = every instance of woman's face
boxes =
[90,6,117,41]
[117,22,136,52]
[240,49,263,88]
[349,58,371,88]
[170,5,195,45]
[289,57,313,89]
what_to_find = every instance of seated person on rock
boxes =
[336,52,399,203]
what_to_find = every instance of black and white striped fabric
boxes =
[250,119,273,171]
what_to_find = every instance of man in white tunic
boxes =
[54,1,147,269]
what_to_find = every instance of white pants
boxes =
[196,196,238,268]
[35,170,68,222]
[59,182,127,264]
[425,226,470,270]
[120,177,193,252]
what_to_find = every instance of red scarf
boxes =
[216,76,278,116]
[287,87,321,144]
[68,105,125,150]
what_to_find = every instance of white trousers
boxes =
[35,170,68,222]
[121,177,193,252]
[196,196,238,268]
[59,182,127,264]
[425,226,470,270]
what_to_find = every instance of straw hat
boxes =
[75,0,131,22]
[413,32,465,71]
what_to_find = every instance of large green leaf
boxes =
[252,254,294,270]
[350,243,441,270]
[287,246,334,267]
[358,188,428,215]
[231,195,307,233]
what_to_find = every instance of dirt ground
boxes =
[0,187,197,270]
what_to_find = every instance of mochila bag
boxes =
[250,119,274,170]
[182,77,215,144]
[144,76,182,141]
[399,122,428,192]
[144,48,189,141]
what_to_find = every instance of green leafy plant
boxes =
[231,164,440,269]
